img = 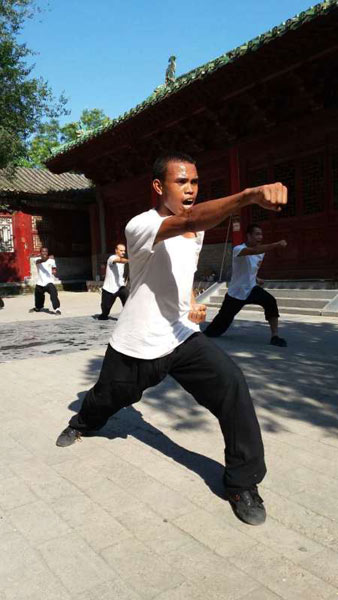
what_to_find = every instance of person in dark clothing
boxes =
[97,243,129,320]
[204,224,287,346]
[29,247,61,315]
[56,153,288,525]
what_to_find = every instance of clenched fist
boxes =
[245,182,287,212]
[188,303,207,324]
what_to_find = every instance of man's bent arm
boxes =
[155,184,287,244]
[113,257,129,264]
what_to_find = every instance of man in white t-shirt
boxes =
[97,243,129,320]
[56,152,288,526]
[204,224,287,346]
[29,247,61,315]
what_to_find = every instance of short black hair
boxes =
[246,223,262,235]
[152,152,196,181]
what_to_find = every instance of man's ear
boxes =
[153,179,163,196]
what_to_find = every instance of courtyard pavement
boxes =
[1,291,338,600]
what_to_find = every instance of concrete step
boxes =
[216,288,337,300]
[209,295,329,309]
[206,302,322,317]
[261,279,338,290]
[199,281,338,317]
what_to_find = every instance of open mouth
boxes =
[182,199,194,207]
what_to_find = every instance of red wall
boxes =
[91,113,338,281]
[237,116,338,280]
[0,208,91,283]
[0,212,32,282]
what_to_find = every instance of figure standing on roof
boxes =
[165,56,176,85]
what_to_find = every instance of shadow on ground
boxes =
[69,396,225,500]
[203,319,338,435]
[77,316,338,441]
[65,317,338,498]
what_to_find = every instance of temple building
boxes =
[0,168,93,287]
[41,1,338,283]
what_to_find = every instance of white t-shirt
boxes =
[35,257,56,286]
[110,208,204,359]
[103,255,125,293]
[227,244,264,300]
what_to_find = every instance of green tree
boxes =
[0,0,68,169]
[60,108,111,144]
[21,108,111,167]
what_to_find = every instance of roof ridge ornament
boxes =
[165,55,176,85]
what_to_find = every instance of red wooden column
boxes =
[229,146,244,245]
[13,212,32,281]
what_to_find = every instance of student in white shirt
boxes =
[30,247,61,315]
[97,243,129,320]
[204,224,287,346]
[56,152,287,526]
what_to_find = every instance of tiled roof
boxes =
[0,167,92,195]
[49,0,338,161]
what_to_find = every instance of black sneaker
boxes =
[29,308,41,313]
[54,309,61,315]
[270,335,287,347]
[97,315,108,320]
[228,486,266,526]
[56,426,82,447]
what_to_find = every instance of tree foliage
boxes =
[21,108,111,167]
[0,0,68,168]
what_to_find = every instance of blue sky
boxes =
[20,0,316,124]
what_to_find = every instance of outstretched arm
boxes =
[155,183,287,244]
[238,240,287,256]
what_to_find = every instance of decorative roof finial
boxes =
[165,55,176,85]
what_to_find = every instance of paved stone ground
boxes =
[1,291,338,599]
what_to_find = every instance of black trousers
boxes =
[69,333,266,494]
[101,286,129,317]
[204,286,279,337]
[35,283,60,310]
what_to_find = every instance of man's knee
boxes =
[94,379,141,410]
[209,351,250,409]
[264,296,279,320]
[47,283,56,295]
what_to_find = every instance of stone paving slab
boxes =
[1,294,338,599]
